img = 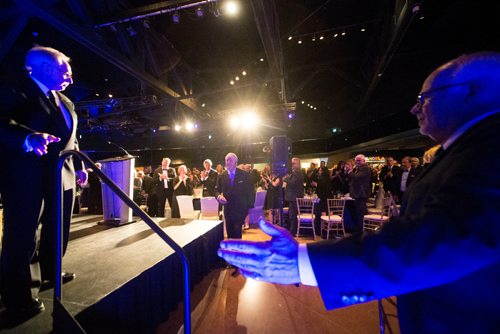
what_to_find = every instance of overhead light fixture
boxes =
[259,58,264,62]
[312,35,316,42]
[288,36,293,40]
[242,70,247,75]
[195,7,204,17]
[361,28,366,32]
[185,121,194,131]
[172,12,181,24]
[297,39,302,44]
[222,1,239,16]
[334,33,339,38]
[341,30,346,36]
[319,35,324,40]
[235,76,240,81]
[230,80,235,85]
[174,124,181,131]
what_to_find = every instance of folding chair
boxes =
[296,198,316,239]
[176,195,200,219]
[320,198,346,239]
[363,196,392,232]
[200,197,221,220]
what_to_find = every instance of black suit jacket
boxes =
[348,164,371,199]
[283,169,304,202]
[201,168,218,197]
[307,113,500,333]
[153,166,176,193]
[215,168,254,217]
[380,164,402,195]
[0,73,83,191]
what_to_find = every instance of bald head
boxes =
[412,52,500,144]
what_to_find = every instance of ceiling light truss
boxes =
[287,19,377,43]
[95,0,220,28]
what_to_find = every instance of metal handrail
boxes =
[55,150,191,333]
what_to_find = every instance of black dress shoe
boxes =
[62,272,76,283]
[6,298,45,320]
[40,272,76,291]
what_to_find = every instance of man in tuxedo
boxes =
[283,157,304,235]
[154,157,176,217]
[219,52,500,333]
[216,153,254,239]
[200,158,218,197]
[0,46,87,318]
[398,156,418,202]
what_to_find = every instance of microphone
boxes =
[107,141,132,157]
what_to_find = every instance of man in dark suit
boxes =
[216,152,254,240]
[219,52,500,333]
[141,166,157,216]
[398,156,418,202]
[379,156,402,197]
[346,154,372,232]
[200,158,218,197]
[283,157,304,235]
[0,46,87,318]
[154,157,176,217]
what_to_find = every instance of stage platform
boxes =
[0,214,224,333]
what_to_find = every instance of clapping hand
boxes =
[218,218,301,284]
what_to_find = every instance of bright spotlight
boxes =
[229,116,240,129]
[185,121,194,131]
[174,124,181,131]
[242,70,247,76]
[224,1,239,16]
[241,112,257,127]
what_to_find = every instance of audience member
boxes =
[379,156,402,197]
[154,157,176,217]
[140,165,157,216]
[171,165,194,218]
[216,153,255,275]
[282,157,304,235]
[200,159,218,197]
[346,154,371,232]
[218,52,500,333]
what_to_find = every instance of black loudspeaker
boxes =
[269,136,291,177]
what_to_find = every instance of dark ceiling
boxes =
[1,0,500,161]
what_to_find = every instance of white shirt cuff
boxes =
[298,243,318,286]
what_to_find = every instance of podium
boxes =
[99,155,136,226]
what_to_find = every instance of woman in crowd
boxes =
[171,165,193,218]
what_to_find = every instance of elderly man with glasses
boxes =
[219,52,500,333]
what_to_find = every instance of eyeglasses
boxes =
[416,81,470,106]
